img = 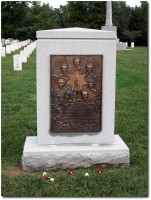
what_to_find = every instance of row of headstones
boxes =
[1,38,22,46]
[1,38,15,46]
[13,41,37,71]
[118,41,135,48]
[125,42,135,48]
[1,39,31,57]
[118,42,134,51]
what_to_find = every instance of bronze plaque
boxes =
[51,55,103,132]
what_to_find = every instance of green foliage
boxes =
[112,2,131,38]
[1,1,148,45]
[15,27,29,40]
[63,1,106,29]
[139,2,148,45]
[23,3,59,40]
[60,1,147,45]
[54,5,68,28]
[1,1,59,40]
[1,1,29,38]
[34,3,59,30]
[123,30,142,41]
[1,47,148,197]
[128,2,148,45]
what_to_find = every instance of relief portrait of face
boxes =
[88,81,94,91]
[61,64,68,74]
[64,92,70,100]
[73,57,80,69]
[86,64,93,74]
[82,90,88,101]
[57,78,65,89]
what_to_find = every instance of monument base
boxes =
[101,25,117,34]
[22,135,130,171]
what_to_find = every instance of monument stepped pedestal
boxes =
[22,135,129,171]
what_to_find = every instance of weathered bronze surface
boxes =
[51,55,103,132]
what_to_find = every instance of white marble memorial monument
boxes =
[101,1,117,34]
[22,27,130,171]
[102,1,127,51]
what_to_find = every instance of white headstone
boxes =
[7,39,10,45]
[6,45,11,54]
[14,43,18,50]
[1,39,5,46]
[10,44,15,52]
[1,47,6,57]
[13,54,22,71]
[131,42,134,48]
[18,43,21,49]
[20,54,27,63]
[5,39,9,45]
[20,50,24,55]
[24,49,30,58]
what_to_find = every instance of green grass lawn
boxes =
[1,47,148,197]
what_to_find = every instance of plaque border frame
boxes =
[50,54,103,133]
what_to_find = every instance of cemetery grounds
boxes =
[1,47,148,197]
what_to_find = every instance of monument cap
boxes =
[36,27,117,39]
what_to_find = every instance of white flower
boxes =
[84,173,89,177]
[43,172,47,176]
[50,178,55,182]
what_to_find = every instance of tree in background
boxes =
[33,3,59,30]
[16,2,59,40]
[17,2,41,40]
[1,1,148,46]
[1,1,59,40]
[54,6,66,28]
[1,1,29,39]
[123,30,142,43]
[128,2,148,45]
[62,1,106,29]
[112,2,132,40]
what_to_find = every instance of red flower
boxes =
[44,175,49,180]
[67,169,73,175]
[97,169,103,174]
